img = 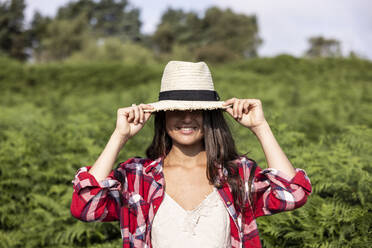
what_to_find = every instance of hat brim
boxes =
[144,100,231,112]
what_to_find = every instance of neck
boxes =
[165,142,206,169]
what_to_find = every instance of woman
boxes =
[71,61,312,248]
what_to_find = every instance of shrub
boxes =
[194,44,240,63]
[1,57,371,247]
[67,37,158,65]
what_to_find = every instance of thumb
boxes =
[144,112,152,122]
[224,107,234,117]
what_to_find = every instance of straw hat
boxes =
[146,61,229,112]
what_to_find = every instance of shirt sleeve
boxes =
[241,157,312,218]
[70,166,123,222]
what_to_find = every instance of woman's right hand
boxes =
[115,104,154,140]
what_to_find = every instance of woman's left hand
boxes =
[223,98,267,131]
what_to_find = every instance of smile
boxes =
[176,127,197,134]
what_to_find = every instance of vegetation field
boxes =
[0,56,371,247]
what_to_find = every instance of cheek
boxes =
[199,123,204,135]
[165,124,173,138]
[165,116,174,131]
[198,118,204,132]
[165,119,176,136]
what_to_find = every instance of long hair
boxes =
[146,109,249,212]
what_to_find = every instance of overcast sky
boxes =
[25,0,372,59]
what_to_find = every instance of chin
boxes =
[177,140,203,146]
[169,133,204,147]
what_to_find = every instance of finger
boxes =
[142,104,155,113]
[132,105,140,125]
[138,105,144,123]
[224,107,234,117]
[139,104,153,121]
[120,109,130,122]
[243,101,249,114]
[225,98,238,116]
[246,99,261,106]
[255,99,262,107]
[222,98,236,106]
[248,99,261,112]
[128,108,134,122]
[141,104,154,109]
[144,112,152,122]
[238,100,244,118]
[118,108,128,116]
[233,99,239,118]
[122,109,130,118]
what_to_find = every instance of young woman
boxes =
[71,61,312,248]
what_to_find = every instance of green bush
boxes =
[194,44,240,63]
[67,38,158,65]
[0,56,371,247]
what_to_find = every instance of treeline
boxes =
[0,0,261,63]
[0,0,353,64]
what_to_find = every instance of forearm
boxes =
[251,121,296,178]
[89,130,128,182]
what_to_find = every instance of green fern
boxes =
[1,57,371,247]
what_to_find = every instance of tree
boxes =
[27,11,52,57]
[0,0,27,60]
[152,8,202,53]
[26,0,143,62]
[56,0,142,42]
[152,6,262,61]
[202,7,262,58]
[305,36,342,58]
[37,14,91,61]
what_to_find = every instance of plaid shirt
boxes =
[71,156,312,248]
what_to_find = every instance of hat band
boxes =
[159,90,220,101]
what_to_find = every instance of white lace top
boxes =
[151,187,232,248]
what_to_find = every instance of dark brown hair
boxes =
[146,109,249,212]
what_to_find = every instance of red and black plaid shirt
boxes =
[71,156,312,247]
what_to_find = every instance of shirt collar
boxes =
[144,156,163,175]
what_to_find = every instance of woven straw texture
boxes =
[146,61,229,112]
[160,61,215,92]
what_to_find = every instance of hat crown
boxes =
[160,61,215,92]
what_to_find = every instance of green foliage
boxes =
[194,43,240,63]
[0,0,27,60]
[0,0,265,64]
[0,56,371,247]
[152,8,201,53]
[27,11,52,57]
[3,0,143,62]
[202,7,262,58]
[256,125,372,248]
[67,37,157,65]
[56,0,141,41]
[153,6,262,62]
[305,36,342,58]
[36,13,91,61]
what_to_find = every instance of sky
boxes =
[24,0,372,59]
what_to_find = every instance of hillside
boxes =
[1,56,371,247]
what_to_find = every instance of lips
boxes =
[176,126,197,130]
[176,126,197,134]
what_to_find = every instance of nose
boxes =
[181,111,193,123]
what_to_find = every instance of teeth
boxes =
[181,128,194,131]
